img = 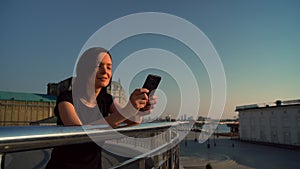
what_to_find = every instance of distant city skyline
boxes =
[1,0,300,119]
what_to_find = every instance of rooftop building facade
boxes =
[0,91,56,126]
[47,77,72,97]
[236,99,300,147]
[107,80,127,106]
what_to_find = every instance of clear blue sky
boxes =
[1,0,299,119]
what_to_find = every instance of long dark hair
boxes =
[74,47,112,94]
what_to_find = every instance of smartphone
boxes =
[140,74,161,111]
[142,74,161,97]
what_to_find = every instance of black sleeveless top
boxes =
[46,90,113,169]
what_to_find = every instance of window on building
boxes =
[297,115,300,128]
[283,131,291,144]
[271,130,278,143]
[282,116,289,128]
[260,130,266,141]
[270,117,277,128]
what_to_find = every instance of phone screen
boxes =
[140,74,161,111]
[142,74,161,96]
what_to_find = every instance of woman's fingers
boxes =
[130,88,149,109]
[138,95,158,116]
[129,88,159,115]
[149,95,158,105]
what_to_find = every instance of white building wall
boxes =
[238,104,300,146]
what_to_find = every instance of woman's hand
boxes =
[129,88,149,110]
[108,88,158,128]
[129,88,158,115]
[138,95,158,116]
[124,94,157,125]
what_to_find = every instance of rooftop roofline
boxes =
[235,99,300,111]
[0,91,56,102]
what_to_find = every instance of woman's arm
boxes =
[110,91,158,128]
[58,101,83,126]
[58,100,138,128]
[59,88,155,128]
[89,88,149,128]
[107,102,139,128]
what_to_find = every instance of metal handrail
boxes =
[109,133,180,169]
[0,122,180,169]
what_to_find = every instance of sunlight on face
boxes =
[95,52,112,89]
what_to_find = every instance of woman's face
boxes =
[95,52,112,89]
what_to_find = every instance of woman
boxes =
[46,47,156,169]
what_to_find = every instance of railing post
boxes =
[153,154,159,168]
[139,158,145,169]
[163,150,169,169]
[175,144,180,169]
[0,154,5,169]
[166,129,171,143]
[150,133,156,149]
